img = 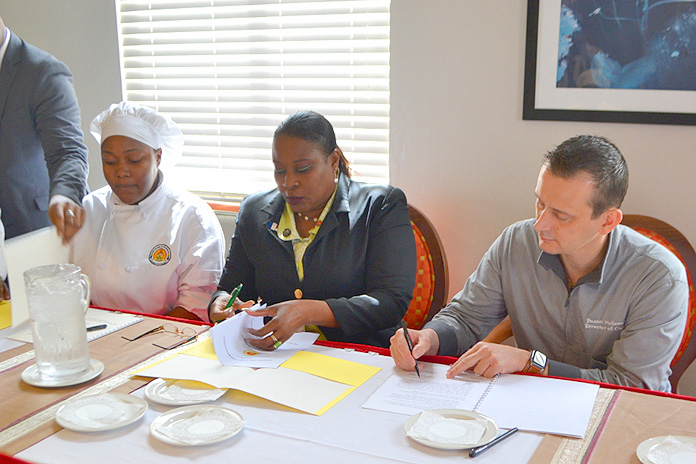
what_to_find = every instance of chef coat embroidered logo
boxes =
[149,244,171,266]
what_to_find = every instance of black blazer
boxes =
[216,174,417,347]
[0,30,88,238]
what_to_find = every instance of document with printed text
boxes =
[362,363,599,437]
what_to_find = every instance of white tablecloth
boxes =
[16,346,543,463]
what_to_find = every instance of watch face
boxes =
[532,350,547,367]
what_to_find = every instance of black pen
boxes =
[400,320,420,378]
[87,324,107,332]
[469,427,518,458]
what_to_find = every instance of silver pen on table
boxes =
[469,427,518,458]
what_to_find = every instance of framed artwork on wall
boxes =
[523,0,696,125]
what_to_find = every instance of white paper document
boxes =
[210,309,318,368]
[362,363,494,414]
[4,227,69,326]
[362,363,599,437]
[137,354,351,414]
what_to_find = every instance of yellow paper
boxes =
[182,337,218,360]
[314,387,357,415]
[130,338,208,375]
[0,300,11,330]
[281,351,381,415]
[184,338,381,388]
[177,338,381,415]
[280,350,381,387]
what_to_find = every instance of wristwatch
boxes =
[525,350,547,375]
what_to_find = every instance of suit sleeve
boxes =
[325,187,417,336]
[213,196,258,305]
[30,59,88,204]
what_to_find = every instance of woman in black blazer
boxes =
[209,111,416,348]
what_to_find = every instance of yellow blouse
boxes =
[276,186,337,281]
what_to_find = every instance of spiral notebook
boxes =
[8,308,144,344]
[361,362,599,437]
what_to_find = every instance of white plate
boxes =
[55,392,148,432]
[22,358,104,388]
[144,378,227,406]
[637,436,696,464]
[150,405,244,446]
[404,409,499,450]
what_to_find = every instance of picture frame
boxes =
[523,0,696,125]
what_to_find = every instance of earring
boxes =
[334,169,339,184]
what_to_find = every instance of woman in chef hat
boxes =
[70,102,224,321]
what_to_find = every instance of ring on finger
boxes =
[66,209,76,219]
[270,334,282,349]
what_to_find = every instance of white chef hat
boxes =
[90,101,184,168]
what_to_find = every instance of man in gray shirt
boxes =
[391,135,687,392]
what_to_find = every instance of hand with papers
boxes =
[210,309,319,367]
[243,299,339,351]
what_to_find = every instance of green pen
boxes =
[224,283,243,310]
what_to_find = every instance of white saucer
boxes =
[56,392,148,432]
[404,409,499,450]
[21,359,104,388]
[637,435,696,464]
[144,378,227,406]
[150,405,244,446]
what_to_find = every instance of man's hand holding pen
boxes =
[389,326,440,374]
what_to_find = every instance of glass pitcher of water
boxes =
[23,264,91,383]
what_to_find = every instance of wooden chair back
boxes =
[621,214,696,392]
[403,204,449,329]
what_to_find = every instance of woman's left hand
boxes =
[0,281,9,301]
[246,299,335,350]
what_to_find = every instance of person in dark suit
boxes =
[0,16,88,242]
[0,207,7,300]
[209,111,417,348]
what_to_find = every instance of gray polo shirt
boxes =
[425,219,688,392]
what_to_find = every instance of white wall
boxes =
[390,2,696,296]
[4,1,696,297]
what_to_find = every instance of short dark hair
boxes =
[544,135,628,218]
[274,111,350,177]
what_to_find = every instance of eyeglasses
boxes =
[122,323,198,350]
[121,325,165,341]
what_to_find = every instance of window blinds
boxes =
[116,0,390,196]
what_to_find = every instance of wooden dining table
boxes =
[1,308,695,464]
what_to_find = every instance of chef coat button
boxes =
[283,228,291,237]
[125,266,132,273]
[294,289,303,299]
[99,263,105,270]
[141,213,148,219]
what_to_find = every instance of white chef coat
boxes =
[71,173,224,320]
